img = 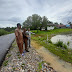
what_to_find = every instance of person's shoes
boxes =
[23,51,26,53]
[25,49,29,52]
[21,53,24,56]
[29,46,31,48]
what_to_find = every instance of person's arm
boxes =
[26,32,29,37]
[15,30,19,40]
[31,31,35,34]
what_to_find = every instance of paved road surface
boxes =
[0,33,15,66]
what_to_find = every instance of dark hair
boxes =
[17,23,21,27]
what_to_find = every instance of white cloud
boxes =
[0,0,72,27]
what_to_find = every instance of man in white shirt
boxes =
[26,28,32,48]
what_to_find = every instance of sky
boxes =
[0,0,72,27]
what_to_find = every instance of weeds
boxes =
[3,60,8,66]
[63,44,67,49]
[55,40,67,49]
[67,41,70,46]
[21,63,25,69]
[13,67,16,71]
[55,40,63,47]
[37,61,50,71]
[18,56,21,59]
[7,54,11,58]
[37,62,43,72]
[32,29,72,63]
[48,39,52,43]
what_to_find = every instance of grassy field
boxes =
[31,29,72,63]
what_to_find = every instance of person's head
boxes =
[23,28,27,32]
[17,23,21,29]
[28,28,30,31]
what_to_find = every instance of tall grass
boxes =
[32,29,72,63]
[55,40,67,49]
[55,40,63,47]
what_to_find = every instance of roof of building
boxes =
[47,24,55,26]
[57,25,66,27]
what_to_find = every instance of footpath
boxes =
[0,40,56,72]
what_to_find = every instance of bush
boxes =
[55,40,63,47]
[3,60,8,66]
[67,41,70,46]
[63,44,67,49]
[0,29,9,36]
[55,40,67,49]
[48,40,52,43]
[0,29,14,36]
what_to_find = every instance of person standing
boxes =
[22,28,29,52]
[15,23,24,56]
[26,28,31,48]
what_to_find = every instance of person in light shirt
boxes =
[26,28,32,48]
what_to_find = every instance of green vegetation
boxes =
[55,40,67,49]
[0,27,16,36]
[38,62,42,71]
[0,29,9,36]
[37,61,50,71]
[67,41,70,46]
[23,14,50,30]
[48,39,52,43]
[0,29,14,36]
[32,29,72,63]
[3,60,8,66]
[32,28,72,35]
[63,44,67,49]
[55,40,63,47]
[7,54,11,58]
[37,61,44,72]
[13,67,16,71]
[21,63,25,69]
[18,56,21,59]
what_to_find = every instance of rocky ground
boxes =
[0,40,56,72]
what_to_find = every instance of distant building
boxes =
[41,27,45,30]
[70,24,72,29]
[66,24,70,28]
[47,24,55,30]
[56,25,66,28]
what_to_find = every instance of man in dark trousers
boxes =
[15,23,24,56]
[22,28,29,52]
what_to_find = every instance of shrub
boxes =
[63,44,67,49]
[0,29,9,36]
[55,40,63,47]
[3,60,8,66]
[67,41,70,46]
[55,40,67,49]
[48,39,52,43]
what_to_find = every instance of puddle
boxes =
[51,35,72,49]
[31,40,72,72]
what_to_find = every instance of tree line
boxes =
[0,27,16,36]
[23,14,61,30]
[0,27,16,32]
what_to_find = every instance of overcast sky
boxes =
[0,0,72,27]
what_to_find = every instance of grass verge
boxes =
[31,29,72,63]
